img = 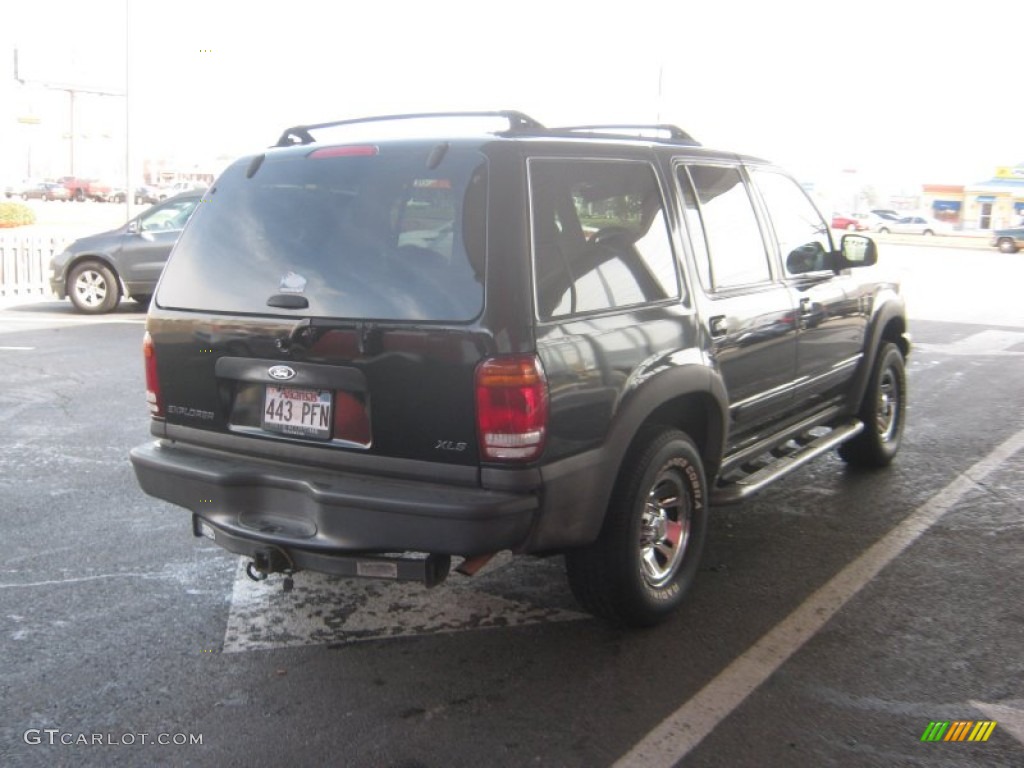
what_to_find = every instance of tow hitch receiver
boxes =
[244,549,452,588]
[194,516,452,588]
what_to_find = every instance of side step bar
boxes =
[712,419,864,505]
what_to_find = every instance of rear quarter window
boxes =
[530,158,680,320]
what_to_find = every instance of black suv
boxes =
[130,112,909,627]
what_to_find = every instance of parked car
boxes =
[870,209,902,221]
[875,215,948,236]
[158,180,207,200]
[135,185,162,205]
[44,182,72,201]
[16,181,71,201]
[107,186,161,204]
[129,111,908,628]
[5,179,41,199]
[831,213,868,231]
[57,176,112,202]
[990,225,1024,253]
[49,191,203,313]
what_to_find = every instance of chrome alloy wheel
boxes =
[638,469,692,588]
[73,268,111,309]
[875,364,900,443]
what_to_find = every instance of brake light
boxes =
[143,332,163,418]
[333,391,371,446]
[475,355,548,461]
[308,145,379,159]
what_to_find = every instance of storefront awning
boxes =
[932,200,961,211]
[977,195,996,203]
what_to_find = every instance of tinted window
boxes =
[157,145,487,321]
[531,159,679,320]
[683,165,771,291]
[140,197,199,232]
[676,168,711,290]
[750,169,833,276]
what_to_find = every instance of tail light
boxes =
[143,332,163,417]
[475,355,548,461]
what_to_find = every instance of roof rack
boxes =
[274,110,546,147]
[549,124,699,145]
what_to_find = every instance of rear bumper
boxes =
[130,440,539,557]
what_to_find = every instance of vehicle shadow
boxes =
[2,298,149,316]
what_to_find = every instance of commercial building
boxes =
[923,165,1024,231]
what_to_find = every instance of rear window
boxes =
[156,144,487,321]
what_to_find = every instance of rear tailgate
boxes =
[147,139,492,471]
[148,316,486,468]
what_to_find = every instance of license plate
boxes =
[262,386,333,439]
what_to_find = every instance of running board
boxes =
[712,419,864,505]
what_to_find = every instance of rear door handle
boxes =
[709,315,728,338]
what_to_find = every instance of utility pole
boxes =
[13,47,125,177]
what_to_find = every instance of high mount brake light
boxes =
[475,355,548,461]
[308,145,379,159]
[143,332,163,418]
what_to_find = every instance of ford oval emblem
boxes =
[268,365,296,381]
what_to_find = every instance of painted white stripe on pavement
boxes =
[615,426,1024,768]
[969,701,1024,746]
[222,553,587,652]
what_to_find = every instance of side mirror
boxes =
[126,219,140,234]
[785,242,832,275]
[837,234,877,269]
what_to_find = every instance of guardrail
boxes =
[0,231,67,299]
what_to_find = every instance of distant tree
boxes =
[859,185,880,209]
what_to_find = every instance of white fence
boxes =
[0,231,68,299]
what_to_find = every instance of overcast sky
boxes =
[4,0,1022,186]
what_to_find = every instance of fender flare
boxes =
[527,356,728,552]
[849,291,909,409]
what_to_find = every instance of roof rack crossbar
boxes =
[274,110,545,147]
[550,124,699,144]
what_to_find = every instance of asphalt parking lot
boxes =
[1,244,1022,767]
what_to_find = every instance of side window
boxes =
[676,167,711,290]
[140,199,199,232]
[683,165,771,291]
[751,169,833,276]
[531,159,680,320]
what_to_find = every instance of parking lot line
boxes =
[614,425,1024,768]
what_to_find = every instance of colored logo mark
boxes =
[920,720,997,742]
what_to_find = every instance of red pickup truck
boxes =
[58,177,113,202]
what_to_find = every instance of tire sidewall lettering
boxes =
[639,449,706,600]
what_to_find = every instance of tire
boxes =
[565,428,708,627]
[923,229,934,236]
[68,261,120,314]
[998,238,1019,254]
[878,227,890,234]
[846,223,858,231]
[839,342,906,467]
